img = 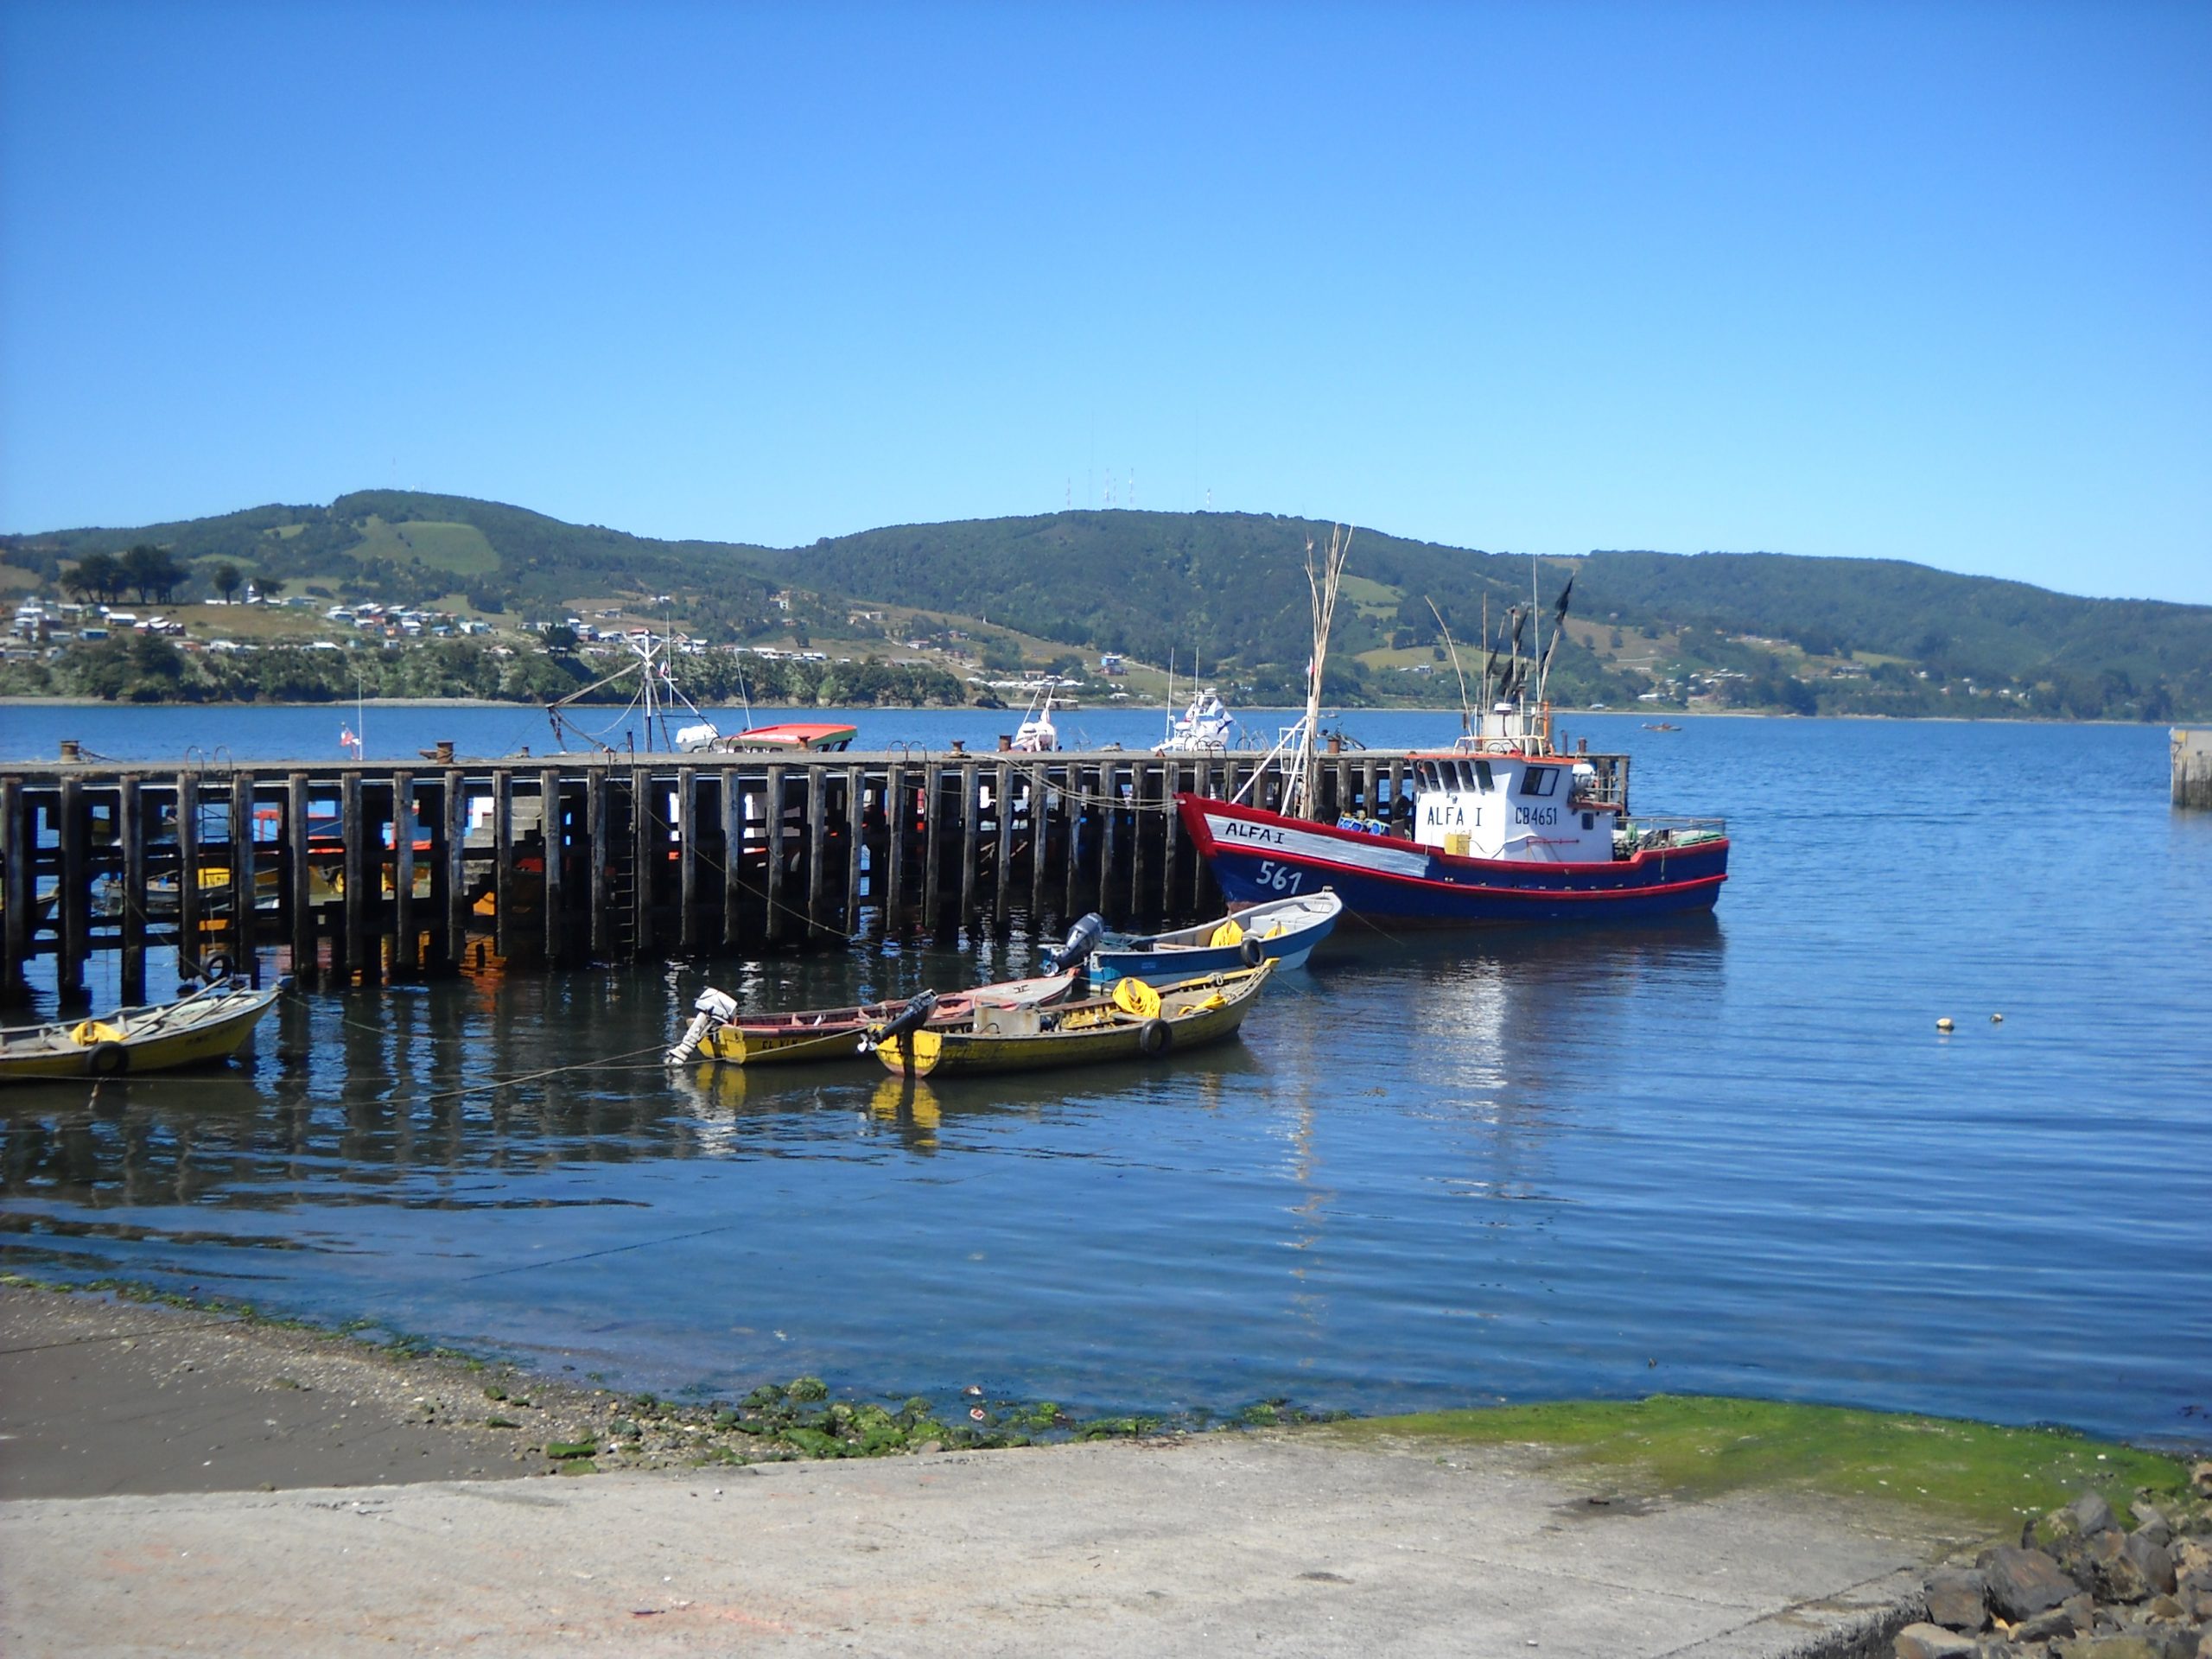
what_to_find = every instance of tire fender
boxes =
[1137,1018,1173,1058]
[1237,937,1266,969]
[85,1042,130,1077]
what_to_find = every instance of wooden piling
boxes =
[230,772,259,982]
[287,774,314,982]
[391,772,415,976]
[342,772,373,982]
[883,762,907,917]
[492,770,515,962]
[677,766,699,956]
[441,768,467,973]
[541,768,566,967]
[1065,763,1088,917]
[1028,763,1050,924]
[845,765,867,935]
[2175,728,2212,810]
[115,779,146,1001]
[56,778,86,1000]
[993,760,1014,932]
[720,771,745,950]
[0,779,25,1007]
[176,774,202,976]
[957,762,979,930]
[920,763,944,921]
[632,766,655,958]
[586,769,610,958]
[765,764,787,945]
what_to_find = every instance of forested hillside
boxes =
[5,493,2205,719]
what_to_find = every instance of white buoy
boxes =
[1936,1017,1955,1033]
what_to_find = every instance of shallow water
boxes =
[3,708,2207,1445]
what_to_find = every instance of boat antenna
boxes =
[1426,596,1475,736]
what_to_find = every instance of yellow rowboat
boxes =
[668,972,1079,1068]
[0,978,283,1083]
[874,962,1274,1077]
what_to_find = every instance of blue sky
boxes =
[3,1,2206,602]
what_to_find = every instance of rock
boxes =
[2085,1529,2152,1601]
[2133,1503,2175,1546]
[1989,1547,2082,1621]
[1894,1623,1977,1659]
[2143,1594,2183,1622]
[2014,1593,2094,1642]
[2124,1532,2178,1597]
[2070,1494,2122,1538]
[1927,1568,1990,1632]
[2189,1462,2211,1499]
[2051,1637,2158,1659]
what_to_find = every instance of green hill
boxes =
[5,493,2206,720]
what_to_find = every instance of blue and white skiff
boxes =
[1089,891,1342,983]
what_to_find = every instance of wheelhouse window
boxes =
[1472,760,1494,791]
[1519,766,1560,798]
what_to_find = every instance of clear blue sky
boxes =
[3,2,2206,602]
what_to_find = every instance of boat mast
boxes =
[1290,524,1352,821]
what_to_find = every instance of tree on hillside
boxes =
[211,562,243,602]
[121,544,186,603]
[252,575,285,601]
[67,552,125,604]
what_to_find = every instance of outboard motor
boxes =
[1043,912,1106,975]
[667,987,739,1065]
[862,989,940,1055]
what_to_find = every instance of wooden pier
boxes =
[2175,728,2212,811]
[0,742,1479,1007]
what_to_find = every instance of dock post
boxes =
[1028,761,1050,925]
[677,766,699,956]
[845,764,868,936]
[232,772,261,983]
[56,778,87,1003]
[340,772,368,983]
[1160,760,1181,919]
[0,779,25,1007]
[1388,758,1405,830]
[2176,728,2212,810]
[801,765,827,942]
[441,768,467,973]
[492,770,514,963]
[587,768,611,959]
[632,766,656,960]
[117,778,146,1002]
[920,763,944,922]
[287,773,314,982]
[957,762,979,932]
[176,773,202,978]
[541,768,565,967]
[992,760,1013,934]
[720,769,745,951]
[764,764,787,945]
[1128,761,1152,922]
[391,772,415,977]
[883,761,907,918]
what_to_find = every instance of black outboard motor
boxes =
[1043,912,1106,975]
[862,988,940,1055]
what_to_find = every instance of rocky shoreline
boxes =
[1899,1477,2212,1658]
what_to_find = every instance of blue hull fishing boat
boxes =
[1087,891,1343,982]
[1174,526,1728,927]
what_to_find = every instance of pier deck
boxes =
[3,744,1606,1006]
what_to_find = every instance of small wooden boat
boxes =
[667,971,1077,1067]
[0,978,282,1083]
[1088,892,1341,983]
[874,962,1274,1077]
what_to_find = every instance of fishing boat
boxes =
[870,963,1273,1078]
[1081,892,1342,983]
[1174,531,1728,926]
[1154,687,1236,756]
[665,971,1077,1067]
[684,721,858,753]
[0,976,282,1082]
[1010,684,1059,753]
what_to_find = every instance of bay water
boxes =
[1,703,2206,1446]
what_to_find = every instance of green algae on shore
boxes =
[1325,1395,2196,1536]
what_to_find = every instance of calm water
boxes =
[2,704,2208,1446]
